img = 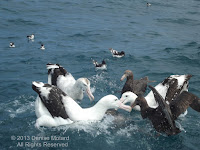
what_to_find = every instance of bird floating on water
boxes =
[32,81,131,127]
[40,44,45,50]
[46,63,94,101]
[92,59,107,70]
[109,48,125,58]
[120,74,192,111]
[147,3,151,6]
[27,34,34,40]
[9,42,15,48]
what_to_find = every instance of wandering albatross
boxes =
[46,63,94,101]
[130,85,200,136]
[32,81,132,127]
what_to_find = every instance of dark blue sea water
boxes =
[1,0,200,149]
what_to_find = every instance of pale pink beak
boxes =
[120,98,125,103]
[119,101,132,112]
[86,87,94,102]
[120,74,127,81]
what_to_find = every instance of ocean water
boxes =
[0,0,200,149]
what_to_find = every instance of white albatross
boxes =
[32,81,131,127]
[46,63,94,101]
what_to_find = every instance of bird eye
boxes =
[125,95,128,97]
[115,99,118,101]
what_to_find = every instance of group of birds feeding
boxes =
[9,34,45,50]
[32,55,200,136]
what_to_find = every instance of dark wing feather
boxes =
[40,86,69,119]
[148,85,177,132]
[121,80,133,95]
[47,64,68,86]
[165,75,192,103]
[165,79,180,103]
[189,95,200,112]
[132,78,148,95]
[170,91,200,120]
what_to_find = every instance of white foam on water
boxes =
[4,95,35,119]
[56,114,115,137]
[176,121,186,133]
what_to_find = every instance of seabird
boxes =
[120,70,155,96]
[32,81,73,127]
[109,48,125,58]
[92,59,107,70]
[32,82,131,126]
[9,42,15,48]
[27,34,34,40]
[120,74,193,111]
[40,44,45,50]
[147,3,151,6]
[46,63,94,101]
[130,85,200,136]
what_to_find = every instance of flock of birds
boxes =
[9,34,45,50]
[10,32,200,136]
[31,47,200,136]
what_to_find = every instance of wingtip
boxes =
[46,63,60,70]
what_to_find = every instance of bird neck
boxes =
[92,100,108,112]
[139,99,150,111]
[126,74,133,81]
[84,100,108,120]
[139,98,150,119]
[71,81,83,100]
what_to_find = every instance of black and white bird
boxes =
[109,48,125,58]
[92,59,107,70]
[46,63,94,101]
[9,42,15,48]
[147,3,151,6]
[27,34,34,40]
[129,85,200,136]
[40,44,45,50]
[32,81,131,127]
[32,81,73,127]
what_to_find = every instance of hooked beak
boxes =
[120,74,127,81]
[86,87,94,102]
[119,101,132,112]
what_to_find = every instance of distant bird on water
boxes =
[40,44,45,50]
[109,48,125,58]
[92,59,107,70]
[27,34,34,40]
[9,42,15,48]
[147,3,151,6]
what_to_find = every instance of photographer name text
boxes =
[11,135,69,148]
